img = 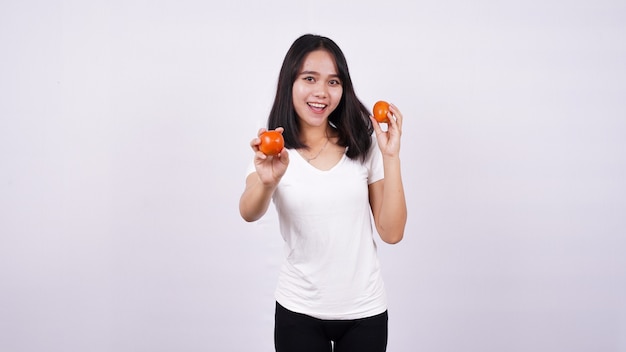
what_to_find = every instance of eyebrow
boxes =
[299,70,340,78]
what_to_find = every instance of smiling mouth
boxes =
[307,102,327,112]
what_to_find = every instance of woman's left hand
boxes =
[370,103,403,158]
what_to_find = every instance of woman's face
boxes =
[292,49,343,129]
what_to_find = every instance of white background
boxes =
[1,0,625,351]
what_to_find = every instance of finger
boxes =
[276,126,285,133]
[386,110,396,128]
[257,127,268,137]
[278,148,289,164]
[389,105,402,131]
[254,150,268,160]
[387,116,402,138]
[389,104,403,129]
[250,137,261,150]
[384,108,400,133]
[370,116,384,135]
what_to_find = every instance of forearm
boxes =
[239,174,276,222]
[378,157,407,243]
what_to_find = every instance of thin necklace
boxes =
[299,137,330,163]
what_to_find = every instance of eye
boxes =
[329,79,342,86]
[303,76,315,83]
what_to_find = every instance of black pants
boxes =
[274,302,388,352]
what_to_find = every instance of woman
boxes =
[239,34,407,352]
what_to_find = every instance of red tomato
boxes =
[373,100,390,123]
[259,130,284,156]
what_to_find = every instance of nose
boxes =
[313,82,327,98]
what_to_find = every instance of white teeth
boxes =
[308,103,326,108]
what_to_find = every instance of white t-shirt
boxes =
[248,135,386,320]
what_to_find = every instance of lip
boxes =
[307,102,327,113]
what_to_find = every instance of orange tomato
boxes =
[259,130,284,156]
[373,100,390,123]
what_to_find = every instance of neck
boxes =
[300,124,330,145]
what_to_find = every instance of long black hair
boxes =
[267,34,373,161]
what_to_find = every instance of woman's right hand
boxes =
[250,127,289,187]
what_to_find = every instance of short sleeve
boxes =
[366,134,384,184]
